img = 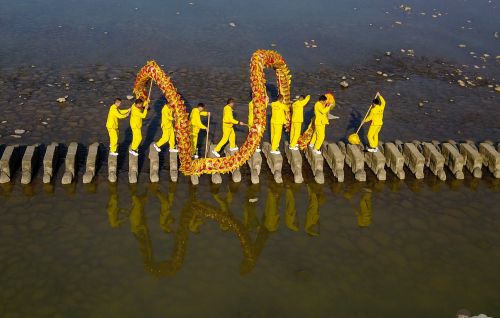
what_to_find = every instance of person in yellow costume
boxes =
[363,92,386,152]
[289,94,310,150]
[129,98,150,156]
[212,98,244,158]
[153,101,178,153]
[309,94,335,155]
[247,95,269,152]
[189,103,210,159]
[105,98,130,156]
[270,94,290,154]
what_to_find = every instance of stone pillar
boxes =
[479,142,500,178]
[305,143,324,184]
[43,142,58,184]
[365,145,386,181]
[83,142,99,184]
[402,142,425,179]
[190,175,199,185]
[128,151,139,184]
[284,141,303,184]
[0,145,18,184]
[21,144,39,185]
[440,141,465,179]
[224,146,242,183]
[460,142,483,178]
[247,151,262,184]
[148,143,160,183]
[383,142,405,179]
[108,154,118,183]
[262,142,283,183]
[169,151,178,182]
[322,142,345,182]
[341,142,366,182]
[208,144,222,184]
[421,142,446,181]
[62,142,78,185]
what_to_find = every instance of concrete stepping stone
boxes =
[62,142,78,185]
[0,145,18,184]
[21,144,39,184]
[460,142,483,178]
[43,142,58,184]
[439,141,465,179]
[383,142,405,179]
[247,151,262,184]
[262,142,283,183]
[83,142,99,184]
[304,144,324,184]
[148,143,160,183]
[479,141,500,178]
[322,142,345,182]
[284,141,303,183]
[224,146,241,183]
[128,151,139,184]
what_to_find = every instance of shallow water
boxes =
[1,0,499,72]
[1,0,500,317]
[0,170,499,317]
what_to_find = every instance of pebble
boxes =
[10,135,21,138]
[14,129,25,134]
[385,51,391,56]
[1,120,6,124]
[248,198,258,203]
[42,122,48,125]
[88,78,95,82]
[228,22,236,27]
[495,31,499,38]
[495,86,500,93]
[340,81,349,88]
[395,21,403,25]
[126,95,134,100]
[56,97,66,103]
[458,44,466,48]
[457,80,466,87]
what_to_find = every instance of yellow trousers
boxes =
[131,128,142,151]
[367,125,382,148]
[289,122,302,147]
[214,126,236,152]
[156,126,175,149]
[311,124,326,150]
[270,124,283,151]
[107,128,118,153]
[191,132,199,154]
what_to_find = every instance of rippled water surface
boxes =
[1,171,499,317]
[1,0,500,317]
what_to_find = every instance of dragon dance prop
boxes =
[133,49,328,176]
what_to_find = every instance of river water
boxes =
[0,0,499,317]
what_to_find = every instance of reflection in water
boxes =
[356,190,372,228]
[305,184,323,236]
[285,185,298,232]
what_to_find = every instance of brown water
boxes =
[1,170,499,317]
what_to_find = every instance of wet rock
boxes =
[457,80,466,87]
[14,129,25,134]
[340,81,349,88]
[228,22,236,27]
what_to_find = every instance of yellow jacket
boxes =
[314,101,333,126]
[270,101,289,125]
[223,105,239,127]
[161,104,174,129]
[291,95,310,123]
[130,104,148,129]
[364,94,386,126]
[189,108,208,130]
[106,104,128,129]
